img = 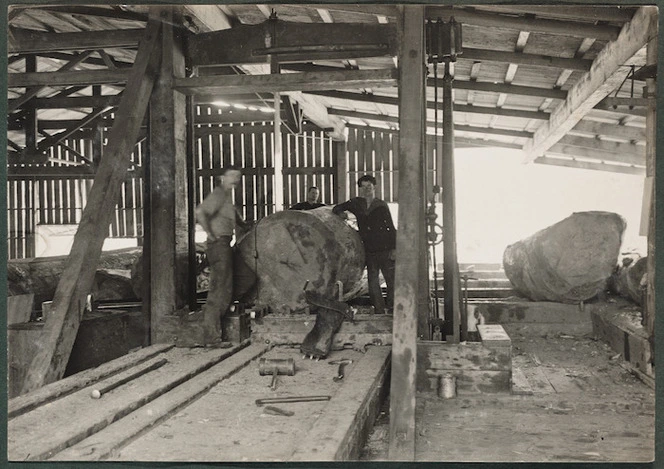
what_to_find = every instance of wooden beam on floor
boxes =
[148,7,193,342]
[390,5,424,461]
[19,18,162,395]
[174,68,397,96]
[523,6,657,162]
[8,27,144,54]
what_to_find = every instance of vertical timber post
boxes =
[644,21,657,370]
[148,7,191,343]
[271,53,285,212]
[389,5,425,460]
[334,140,347,202]
[442,60,461,343]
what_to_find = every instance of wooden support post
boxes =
[271,57,285,212]
[24,55,38,151]
[644,23,656,370]
[186,95,198,313]
[334,140,347,202]
[148,7,192,343]
[20,18,162,394]
[91,85,103,172]
[389,5,424,461]
[442,61,461,344]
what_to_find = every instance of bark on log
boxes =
[609,255,647,305]
[7,247,143,307]
[235,206,366,314]
[503,211,626,303]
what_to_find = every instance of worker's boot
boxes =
[300,291,350,359]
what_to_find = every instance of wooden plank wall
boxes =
[7,107,338,259]
[345,126,439,203]
[7,134,146,259]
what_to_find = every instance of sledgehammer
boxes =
[259,358,295,391]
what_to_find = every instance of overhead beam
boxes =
[8,69,128,88]
[460,47,592,71]
[305,90,550,120]
[283,63,568,100]
[9,94,123,110]
[297,5,621,39]
[239,63,347,140]
[8,27,144,54]
[329,108,533,138]
[557,134,645,162]
[572,119,645,141]
[8,51,95,112]
[535,156,645,175]
[20,18,162,394]
[430,77,567,100]
[188,22,397,67]
[548,141,644,166]
[523,6,657,162]
[174,69,397,96]
[426,6,621,41]
[39,6,148,22]
[477,5,636,23]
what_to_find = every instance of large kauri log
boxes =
[609,255,647,306]
[7,247,143,307]
[503,211,626,303]
[236,206,365,314]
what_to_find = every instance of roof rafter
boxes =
[523,6,656,162]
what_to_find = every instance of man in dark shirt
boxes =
[333,175,396,314]
[290,186,326,210]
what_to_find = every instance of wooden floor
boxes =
[361,324,656,462]
[8,342,390,462]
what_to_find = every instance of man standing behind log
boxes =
[333,174,396,314]
[290,186,326,210]
[196,166,248,341]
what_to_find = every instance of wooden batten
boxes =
[19,18,163,394]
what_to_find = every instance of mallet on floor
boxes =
[259,358,295,391]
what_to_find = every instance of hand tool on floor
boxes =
[329,358,353,382]
[255,395,331,406]
[258,357,295,391]
[90,358,168,399]
[262,405,295,417]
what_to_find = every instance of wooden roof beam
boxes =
[572,119,645,142]
[8,27,144,54]
[174,69,397,96]
[302,5,621,39]
[305,90,550,121]
[9,69,128,88]
[535,155,645,175]
[328,108,533,138]
[523,6,656,162]
[461,47,592,71]
[476,6,636,24]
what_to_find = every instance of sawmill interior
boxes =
[4,3,659,463]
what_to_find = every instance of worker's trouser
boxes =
[203,236,233,335]
[366,250,395,314]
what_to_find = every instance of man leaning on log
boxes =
[333,174,396,314]
[195,165,252,343]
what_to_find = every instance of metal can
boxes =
[439,373,457,399]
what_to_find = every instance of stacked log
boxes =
[7,247,143,307]
[503,211,626,303]
[609,255,647,306]
[235,206,366,314]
